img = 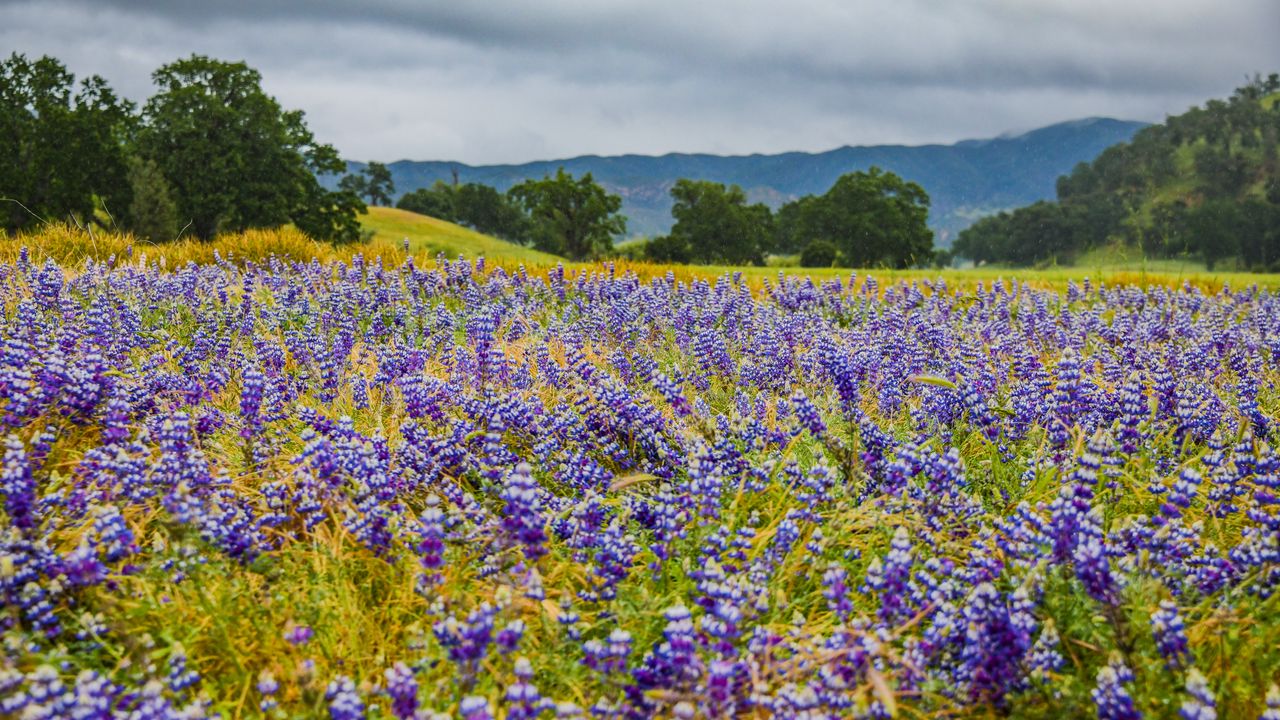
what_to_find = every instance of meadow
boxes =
[1,221,1280,718]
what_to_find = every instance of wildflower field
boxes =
[3,236,1280,719]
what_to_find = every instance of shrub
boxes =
[799,239,838,267]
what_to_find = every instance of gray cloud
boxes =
[2,0,1277,163]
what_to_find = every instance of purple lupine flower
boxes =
[866,526,913,625]
[505,657,541,720]
[958,582,1035,706]
[459,695,492,720]
[433,603,496,681]
[240,364,267,440]
[1074,508,1117,604]
[1159,469,1202,525]
[629,604,702,703]
[167,644,200,693]
[416,495,447,590]
[1,435,36,531]
[1151,600,1191,670]
[822,563,853,622]
[284,624,314,645]
[101,393,132,445]
[383,662,419,720]
[501,462,548,561]
[326,675,365,720]
[1179,669,1215,720]
[1092,657,1141,720]
[257,671,279,712]
[496,620,525,653]
[1026,623,1065,680]
[1261,685,1280,720]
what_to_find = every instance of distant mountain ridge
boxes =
[333,117,1149,245]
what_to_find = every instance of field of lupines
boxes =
[2,244,1280,719]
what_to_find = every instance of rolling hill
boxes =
[335,117,1148,246]
[360,206,563,265]
[954,80,1280,268]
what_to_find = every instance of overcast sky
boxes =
[2,0,1277,164]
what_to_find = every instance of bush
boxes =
[645,234,693,264]
[799,239,838,268]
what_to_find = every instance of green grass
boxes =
[356,209,1280,292]
[360,206,562,266]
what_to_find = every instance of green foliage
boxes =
[125,155,179,241]
[397,181,456,219]
[292,185,366,244]
[799,239,838,268]
[782,167,933,268]
[360,161,395,206]
[0,53,134,234]
[771,195,814,254]
[455,183,531,243]
[338,172,368,199]
[644,233,693,263]
[666,179,773,265]
[954,199,1125,267]
[139,55,357,241]
[508,168,626,260]
[396,181,531,244]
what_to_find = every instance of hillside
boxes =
[955,77,1280,268]
[333,118,1148,246]
[360,206,563,264]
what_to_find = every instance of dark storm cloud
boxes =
[2,0,1277,163]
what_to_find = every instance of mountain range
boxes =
[336,117,1149,245]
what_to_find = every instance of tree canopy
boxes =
[509,169,626,260]
[138,55,362,242]
[956,74,1280,268]
[656,180,773,265]
[1,53,134,234]
[781,167,933,268]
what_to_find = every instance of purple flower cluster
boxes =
[3,252,1280,716]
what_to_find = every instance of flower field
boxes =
[2,243,1280,719]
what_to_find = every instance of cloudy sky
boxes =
[2,1,1277,164]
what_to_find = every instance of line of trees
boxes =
[1,53,364,243]
[646,168,934,268]
[954,74,1280,269]
[381,164,935,267]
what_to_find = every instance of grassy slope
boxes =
[357,208,1280,291]
[360,206,562,265]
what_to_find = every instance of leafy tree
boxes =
[126,156,179,242]
[1,53,134,234]
[772,196,815,254]
[1144,200,1191,256]
[455,183,530,243]
[1186,199,1241,270]
[791,167,933,268]
[508,169,626,259]
[1237,199,1280,270]
[338,172,368,200]
[292,185,365,245]
[799,239,838,267]
[397,182,457,220]
[139,55,358,240]
[361,161,395,206]
[666,179,772,265]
